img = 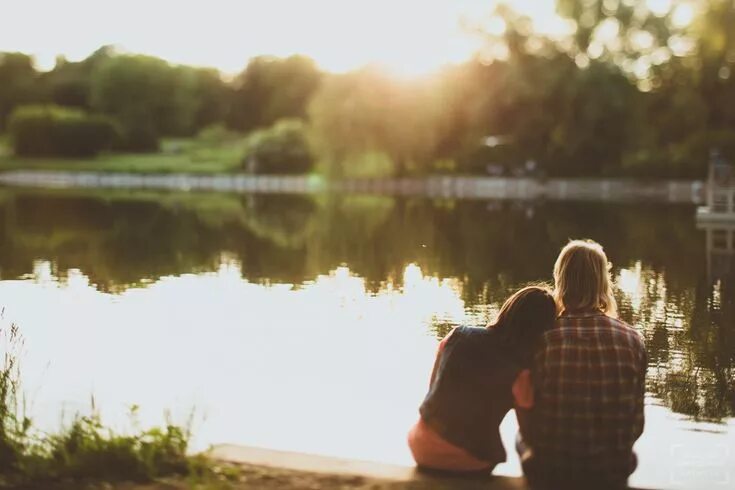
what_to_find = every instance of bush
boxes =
[241,118,313,174]
[8,105,118,158]
[196,123,240,146]
[116,121,159,153]
[40,414,189,482]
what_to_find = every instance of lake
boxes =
[0,187,733,489]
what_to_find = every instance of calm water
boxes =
[0,188,733,488]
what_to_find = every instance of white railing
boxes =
[710,188,735,214]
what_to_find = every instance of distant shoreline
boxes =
[0,170,705,204]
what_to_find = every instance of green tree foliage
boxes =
[241,118,313,174]
[0,0,733,177]
[617,0,735,176]
[0,53,38,131]
[452,0,735,177]
[90,55,200,151]
[8,105,118,158]
[693,0,735,129]
[227,55,322,132]
[41,46,115,109]
[190,68,231,130]
[308,69,446,177]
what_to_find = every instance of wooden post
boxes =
[708,162,715,209]
[706,227,713,283]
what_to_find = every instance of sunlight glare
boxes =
[617,261,643,311]
[2,260,474,463]
[596,18,622,42]
[485,17,507,37]
[671,3,696,29]
[647,0,673,17]
[30,260,55,284]
[631,30,655,51]
[1,0,577,76]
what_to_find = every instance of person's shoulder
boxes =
[453,325,492,338]
[605,316,643,338]
[547,314,642,341]
[438,325,485,347]
[580,315,646,358]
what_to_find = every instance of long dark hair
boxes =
[489,286,557,366]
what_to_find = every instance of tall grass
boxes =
[0,323,195,486]
[0,323,31,476]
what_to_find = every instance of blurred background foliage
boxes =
[0,0,733,178]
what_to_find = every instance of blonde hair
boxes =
[553,239,617,317]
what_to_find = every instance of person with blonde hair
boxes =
[515,239,647,489]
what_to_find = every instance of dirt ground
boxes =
[9,462,523,490]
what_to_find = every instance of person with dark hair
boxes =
[408,286,557,472]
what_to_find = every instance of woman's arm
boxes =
[429,328,456,387]
[513,369,534,442]
[512,369,534,409]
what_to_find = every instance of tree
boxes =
[227,55,322,132]
[90,54,199,151]
[0,53,39,130]
[694,0,735,130]
[190,68,230,131]
[42,46,114,109]
[308,68,444,177]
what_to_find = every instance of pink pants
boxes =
[407,418,492,472]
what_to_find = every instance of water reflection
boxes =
[0,188,732,425]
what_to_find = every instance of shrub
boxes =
[115,121,159,152]
[40,414,189,481]
[197,123,240,146]
[8,105,118,158]
[241,118,314,174]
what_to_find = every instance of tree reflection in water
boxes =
[0,188,731,420]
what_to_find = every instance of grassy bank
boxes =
[0,138,246,175]
[0,324,230,489]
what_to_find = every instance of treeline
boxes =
[1,0,734,178]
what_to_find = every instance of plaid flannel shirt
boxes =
[525,312,647,484]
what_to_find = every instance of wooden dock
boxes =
[697,161,735,222]
[208,444,658,489]
[209,444,529,489]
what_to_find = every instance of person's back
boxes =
[420,326,520,465]
[526,313,646,486]
[518,240,647,489]
[409,287,557,473]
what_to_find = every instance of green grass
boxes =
[0,324,203,488]
[0,137,248,174]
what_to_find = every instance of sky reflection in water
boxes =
[0,189,732,488]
